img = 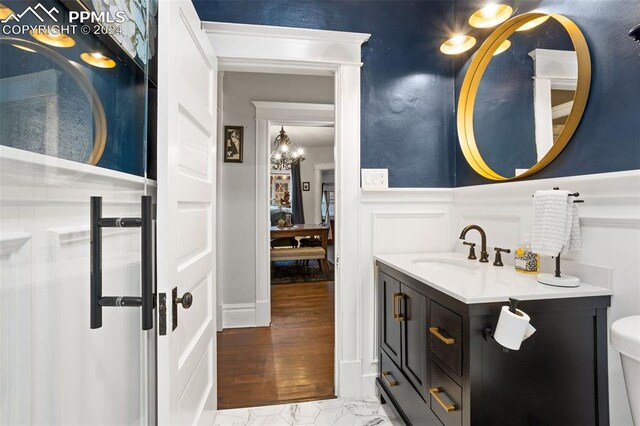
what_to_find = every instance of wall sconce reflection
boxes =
[516,15,550,31]
[0,2,13,20]
[30,29,76,48]
[12,43,37,53]
[492,39,511,55]
[469,3,513,28]
[80,52,116,69]
[440,34,477,55]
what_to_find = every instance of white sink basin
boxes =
[411,257,479,271]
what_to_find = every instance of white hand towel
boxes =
[565,203,582,253]
[531,190,581,256]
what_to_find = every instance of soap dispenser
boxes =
[514,233,539,274]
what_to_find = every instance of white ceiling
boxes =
[269,125,335,148]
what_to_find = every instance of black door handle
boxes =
[90,195,154,330]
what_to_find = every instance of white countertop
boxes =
[375,252,613,304]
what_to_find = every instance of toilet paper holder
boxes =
[483,327,512,352]
[482,298,525,353]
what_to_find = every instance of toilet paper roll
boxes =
[494,306,536,350]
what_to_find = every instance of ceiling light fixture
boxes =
[270,127,305,170]
[469,3,513,28]
[515,15,550,31]
[493,39,511,55]
[30,29,76,48]
[80,52,117,69]
[440,34,477,55]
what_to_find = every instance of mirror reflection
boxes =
[473,16,577,178]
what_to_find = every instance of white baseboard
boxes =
[255,300,270,327]
[216,302,224,332]
[221,303,256,329]
[361,372,378,397]
[338,360,362,397]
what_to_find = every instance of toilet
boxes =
[611,316,640,425]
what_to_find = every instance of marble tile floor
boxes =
[213,396,402,426]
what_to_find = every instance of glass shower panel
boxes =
[0,0,157,424]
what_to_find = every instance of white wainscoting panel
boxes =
[0,148,154,425]
[359,189,454,396]
[372,212,448,254]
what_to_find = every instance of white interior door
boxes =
[156,0,218,424]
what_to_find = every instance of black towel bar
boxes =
[531,187,584,203]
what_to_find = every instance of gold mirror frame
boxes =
[0,37,107,166]
[457,12,591,181]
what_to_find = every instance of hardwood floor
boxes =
[217,281,335,409]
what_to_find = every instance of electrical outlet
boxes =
[361,168,388,190]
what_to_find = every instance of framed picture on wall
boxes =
[302,182,310,191]
[224,126,243,163]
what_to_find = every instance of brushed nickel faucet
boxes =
[459,225,489,263]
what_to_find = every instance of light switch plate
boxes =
[361,168,388,190]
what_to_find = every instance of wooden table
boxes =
[270,224,330,272]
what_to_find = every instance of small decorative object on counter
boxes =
[514,233,539,273]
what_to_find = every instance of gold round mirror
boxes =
[457,13,591,181]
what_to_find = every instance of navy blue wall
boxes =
[195,0,640,188]
[454,0,640,186]
[193,0,456,187]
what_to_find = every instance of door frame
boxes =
[314,162,335,225]
[252,101,334,328]
[203,22,370,397]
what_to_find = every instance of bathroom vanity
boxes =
[375,253,612,426]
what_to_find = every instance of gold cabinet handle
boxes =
[382,371,398,387]
[429,327,455,345]
[393,293,405,322]
[429,387,457,412]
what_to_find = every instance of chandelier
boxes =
[270,127,305,170]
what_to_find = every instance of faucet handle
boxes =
[463,241,477,260]
[493,247,511,267]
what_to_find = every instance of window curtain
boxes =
[290,160,305,224]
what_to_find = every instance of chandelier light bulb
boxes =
[270,126,305,170]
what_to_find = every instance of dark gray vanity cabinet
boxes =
[376,261,611,426]
[380,272,402,367]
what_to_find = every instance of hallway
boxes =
[217,281,335,409]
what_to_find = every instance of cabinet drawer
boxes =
[380,351,432,425]
[429,362,462,426]
[429,301,462,376]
